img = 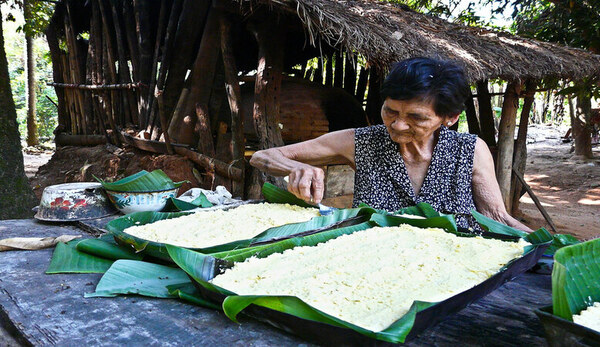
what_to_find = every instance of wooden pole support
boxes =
[496,80,522,211]
[512,168,558,233]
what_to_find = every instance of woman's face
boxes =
[381,98,450,145]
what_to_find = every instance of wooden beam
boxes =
[496,80,522,211]
[464,89,480,135]
[476,80,496,147]
[511,80,536,213]
[174,147,243,182]
[220,13,245,198]
[512,168,558,233]
[248,15,287,197]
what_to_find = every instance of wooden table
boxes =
[0,219,552,346]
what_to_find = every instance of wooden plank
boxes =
[496,81,522,211]
[0,220,311,347]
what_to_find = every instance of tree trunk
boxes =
[0,10,37,219]
[574,94,593,158]
[496,81,522,211]
[24,0,38,146]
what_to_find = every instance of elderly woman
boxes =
[250,57,531,231]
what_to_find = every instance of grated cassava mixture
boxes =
[211,225,529,331]
[123,203,319,248]
[573,302,600,333]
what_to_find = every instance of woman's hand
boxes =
[287,165,325,203]
[249,129,356,202]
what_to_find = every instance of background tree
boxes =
[0,5,37,219]
[494,0,599,157]
[24,0,37,145]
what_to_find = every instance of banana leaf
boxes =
[167,213,552,344]
[552,238,600,321]
[46,240,114,274]
[395,202,447,218]
[106,185,377,260]
[85,260,190,298]
[93,169,186,192]
[47,237,145,274]
[261,182,313,208]
[545,234,581,256]
[163,193,213,212]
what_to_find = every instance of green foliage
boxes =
[4,1,58,142]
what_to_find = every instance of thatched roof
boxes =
[243,0,600,82]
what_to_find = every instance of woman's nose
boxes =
[391,118,409,131]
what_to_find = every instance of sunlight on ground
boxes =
[519,196,553,207]
[578,198,600,206]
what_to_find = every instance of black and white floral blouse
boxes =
[353,124,479,230]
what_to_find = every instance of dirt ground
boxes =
[514,124,599,240]
[23,124,599,240]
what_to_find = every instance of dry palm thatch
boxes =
[241,0,600,82]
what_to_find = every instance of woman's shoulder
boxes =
[355,124,387,138]
[444,127,477,146]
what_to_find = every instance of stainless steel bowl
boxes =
[35,182,118,222]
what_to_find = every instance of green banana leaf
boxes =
[261,182,313,208]
[166,210,552,344]
[76,238,143,261]
[47,240,114,274]
[85,260,190,298]
[545,234,581,256]
[46,237,147,274]
[163,193,213,212]
[166,283,220,309]
[552,238,600,320]
[395,202,447,218]
[106,184,377,259]
[93,169,186,192]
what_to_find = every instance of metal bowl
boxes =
[105,187,179,214]
[35,182,118,222]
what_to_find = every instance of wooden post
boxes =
[343,53,356,96]
[355,66,368,105]
[45,12,68,133]
[324,56,333,87]
[574,90,593,158]
[365,69,382,125]
[511,81,536,213]
[476,80,496,147]
[178,9,220,148]
[145,0,169,137]
[220,13,245,198]
[465,90,480,135]
[162,0,210,119]
[133,0,153,128]
[248,15,286,197]
[496,80,522,211]
[333,52,343,89]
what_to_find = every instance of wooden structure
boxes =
[46,0,600,205]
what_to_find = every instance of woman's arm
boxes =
[250,129,355,203]
[472,138,533,232]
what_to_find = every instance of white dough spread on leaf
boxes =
[573,302,600,333]
[211,225,529,332]
[124,203,319,248]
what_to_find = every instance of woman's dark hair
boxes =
[380,57,469,117]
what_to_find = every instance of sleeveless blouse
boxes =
[353,125,479,230]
